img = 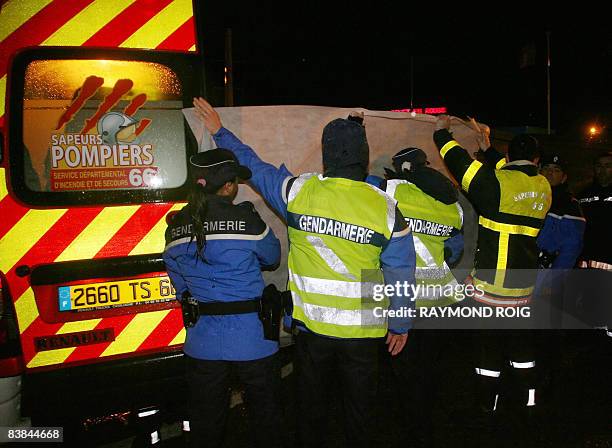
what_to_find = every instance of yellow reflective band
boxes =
[0,0,53,42]
[27,347,75,369]
[478,216,540,237]
[495,233,510,287]
[461,160,483,192]
[495,158,506,170]
[473,277,534,297]
[55,206,139,262]
[0,208,67,273]
[189,44,196,52]
[42,0,135,46]
[120,0,192,49]
[440,140,460,158]
[130,203,184,255]
[58,319,103,333]
[26,319,102,368]
[101,310,170,357]
[14,288,39,333]
[0,75,6,118]
[170,327,186,346]
[0,168,8,202]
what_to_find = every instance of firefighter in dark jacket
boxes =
[433,115,551,441]
[477,141,585,271]
[163,150,282,448]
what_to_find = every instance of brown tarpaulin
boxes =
[183,106,485,288]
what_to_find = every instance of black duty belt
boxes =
[196,299,261,316]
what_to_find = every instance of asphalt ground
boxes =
[9,330,610,447]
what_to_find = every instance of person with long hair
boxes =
[163,149,282,448]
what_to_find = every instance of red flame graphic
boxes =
[80,79,133,134]
[55,76,104,130]
[135,118,152,136]
[124,93,147,116]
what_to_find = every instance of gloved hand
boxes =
[347,111,365,126]
[435,114,451,131]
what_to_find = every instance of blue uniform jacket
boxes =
[535,184,586,304]
[537,184,586,269]
[163,195,281,361]
[213,127,416,334]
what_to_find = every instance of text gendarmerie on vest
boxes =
[404,217,454,237]
[298,215,375,244]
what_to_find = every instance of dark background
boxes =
[197,5,611,143]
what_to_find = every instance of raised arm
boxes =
[193,97,295,218]
[433,115,499,213]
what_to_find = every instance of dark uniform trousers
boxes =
[474,329,536,410]
[186,354,282,448]
[391,329,453,446]
[295,331,379,448]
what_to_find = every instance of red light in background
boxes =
[391,107,447,115]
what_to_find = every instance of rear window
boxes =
[8,48,200,206]
[25,59,186,192]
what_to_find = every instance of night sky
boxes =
[199,6,611,141]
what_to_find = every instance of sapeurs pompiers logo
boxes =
[49,76,158,191]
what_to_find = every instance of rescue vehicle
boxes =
[0,0,205,436]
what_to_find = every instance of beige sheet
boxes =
[183,106,484,287]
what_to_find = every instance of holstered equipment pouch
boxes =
[260,284,284,341]
[180,292,200,328]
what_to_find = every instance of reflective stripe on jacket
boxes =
[387,179,463,307]
[434,131,551,305]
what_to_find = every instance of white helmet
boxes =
[97,112,139,144]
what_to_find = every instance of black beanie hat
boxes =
[321,118,369,171]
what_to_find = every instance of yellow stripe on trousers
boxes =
[101,310,170,357]
[0,209,67,273]
[55,206,140,262]
[120,0,192,49]
[42,0,136,46]
[130,203,184,255]
[26,319,102,368]
[0,0,54,42]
